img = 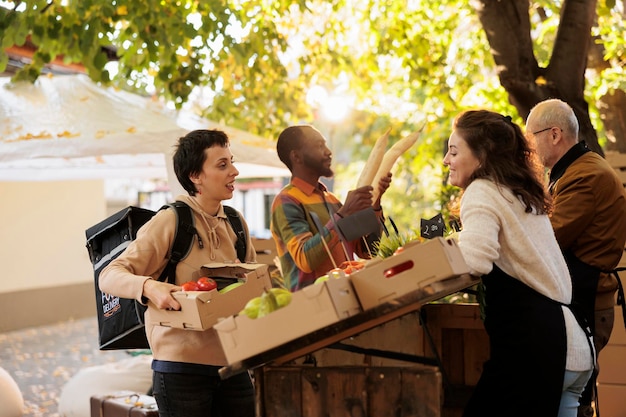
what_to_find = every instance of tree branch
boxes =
[547,0,596,101]
[471,0,542,115]
[41,1,54,14]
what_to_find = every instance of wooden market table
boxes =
[218,273,479,379]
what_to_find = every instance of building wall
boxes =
[0,180,106,331]
[0,178,282,332]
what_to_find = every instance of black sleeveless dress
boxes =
[463,265,567,417]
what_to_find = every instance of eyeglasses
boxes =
[531,126,558,135]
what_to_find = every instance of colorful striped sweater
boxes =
[270,177,372,290]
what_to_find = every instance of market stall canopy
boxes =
[0,74,290,181]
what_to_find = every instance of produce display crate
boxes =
[255,364,442,417]
[421,303,489,417]
[309,311,426,368]
[214,276,361,364]
[148,263,271,330]
[217,274,479,380]
[350,237,470,311]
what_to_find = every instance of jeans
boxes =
[559,369,594,417]
[152,370,255,417]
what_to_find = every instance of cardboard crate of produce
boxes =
[149,263,271,331]
[351,237,470,311]
[255,364,442,417]
[214,276,361,364]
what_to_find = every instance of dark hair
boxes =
[173,129,229,196]
[276,125,308,171]
[454,110,551,214]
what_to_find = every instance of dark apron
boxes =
[463,265,566,417]
[563,251,600,407]
[564,250,600,334]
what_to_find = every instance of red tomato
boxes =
[181,281,199,291]
[196,277,217,291]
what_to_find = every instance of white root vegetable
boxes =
[356,127,391,188]
[370,129,422,203]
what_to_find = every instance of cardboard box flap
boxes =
[173,290,215,303]
[325,277,362,318]
[301,281,326,299]
[365,257,384,267]
[214,315,238,332]
[200,263,269,279]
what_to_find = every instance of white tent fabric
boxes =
[0,74,290,181]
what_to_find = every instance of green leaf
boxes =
[14,24,29,46]
[0,51,8,72]
[93,51,108,69]
[1,32,15,49]
[1,0,623,177]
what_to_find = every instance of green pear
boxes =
[239,296,262,319]
[275,292,292,308]
[257,290,278,318]
[269,287,291,297]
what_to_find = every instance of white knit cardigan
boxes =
[458,179,593,371]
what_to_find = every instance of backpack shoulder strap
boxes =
[157,201,198,284]
[223,205,247,262]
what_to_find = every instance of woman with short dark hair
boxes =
[100,129,256,417]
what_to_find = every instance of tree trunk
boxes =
[472,0,603,155]
[599,89,626,153]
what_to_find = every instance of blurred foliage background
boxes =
[1,0,624,231]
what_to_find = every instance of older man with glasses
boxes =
[526,98,626,417]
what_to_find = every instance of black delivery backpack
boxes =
[85,203,195,350]
[85,202,246,350]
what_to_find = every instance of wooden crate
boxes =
[309,312,426,367]
[421,303,489,417]
[255,364,442,417]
